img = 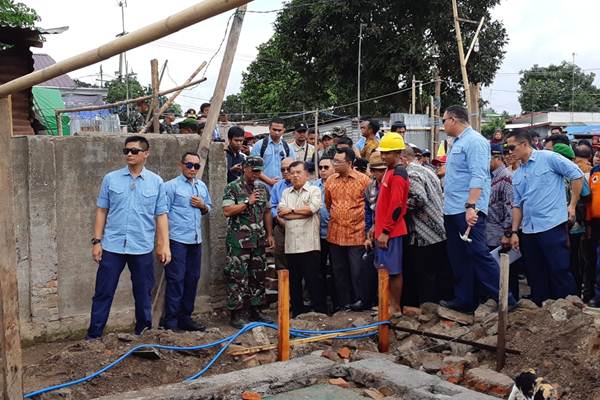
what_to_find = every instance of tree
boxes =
[232,0,507,118]
[481,116,505,138]
[0,0,39,28]
[518,62,600,112]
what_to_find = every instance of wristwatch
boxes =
[91,238,101,245]
[503,231,512,239]
[464,202,476,209]
[511,230,519,236]
[243,199,250,207]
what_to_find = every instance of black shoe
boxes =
[439,300,473,314]
[178,318,206,332]
[230,311,250,329]
[250,308,273,323]
[349,300,368,311]
[587,298,600,308]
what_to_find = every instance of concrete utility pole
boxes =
[0,96,23,400]
[411,76,416,114]
[117,1,128,80]
[150,59,160,133]
[357,23,366,120]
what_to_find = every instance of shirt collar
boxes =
[121,166,148,179]
[455,126,472,141]
[226,145,239,156]
[526,149,539,164]
[178,174,197,185]
[292,182,311,193]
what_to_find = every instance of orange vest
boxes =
[588,166,600,220]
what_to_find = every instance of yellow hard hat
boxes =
[376,132,406,152]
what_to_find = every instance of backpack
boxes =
[260,138,290,159]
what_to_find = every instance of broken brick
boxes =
[440,356,467,384]
[363,388,385,400]
[328,377,350,388]
[402,306,422,317]
[321,349,339,361]
[464,367,514,397]
[337,347,352,359]
[241,391,262,400]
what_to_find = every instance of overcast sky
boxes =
[25,0,600,115]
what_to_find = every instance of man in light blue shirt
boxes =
[441,106,515,313]
[271,157,294,270]
[163,152,212,331]
[251,117,296,186]
[88,136,170,339]
[507,131,582,305]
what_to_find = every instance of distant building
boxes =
[506,112,600,138]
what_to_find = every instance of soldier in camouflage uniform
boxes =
[127,100,150,133]
[222,156,275,328]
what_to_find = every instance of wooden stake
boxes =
[496,253,510,371]
[430,95,435,152]
[0,0,251,97]
[433,75,441,154]
[277,269,290,361]
[56,112,63,137]
[0,96,24,400]
[150,59,160,133]
[139,62,207,134]
[197,5,247,163]
[378,268,390,353]
[411,76,416,114]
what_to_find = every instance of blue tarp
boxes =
[566,125,600,136]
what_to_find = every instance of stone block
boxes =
[440,356,468,383]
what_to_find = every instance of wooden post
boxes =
[496,253,510,371]
[139,62,207,134]
[378,268,390,353]
[56,112,63,137]
[450,0,472,121]
[197,5,247,167]
[430,95,435,152]
[411,76,416,114]
[150,59,160,133]
[277,269,290,361]
[433,75,441,154]
[469,82,481,132]
[0,96,24,400]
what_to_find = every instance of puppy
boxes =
[508,369,558,400]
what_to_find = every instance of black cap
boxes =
[391,121,406,131]
[295,122,308,132]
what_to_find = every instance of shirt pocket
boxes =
[174,189,190,207]
[142,187,159,209]
[534,168,553,185]
[108,183,126,206]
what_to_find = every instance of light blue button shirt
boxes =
[356,136,366,151]
[250,136,296,179]
[443,127,491,215]
[512,149,583,234]
[97,166,168,255]
[312,179,330,238]
[271,179,293,218]
[165,175,212,244]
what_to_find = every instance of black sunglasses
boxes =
[318,165,330,170]
[123,147,144,155]
[505,144,517,152]
[441,117,454,124]
[185,162,201,170]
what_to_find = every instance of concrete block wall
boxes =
[10,134,228,342]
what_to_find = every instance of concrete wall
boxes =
[10,134,228,342]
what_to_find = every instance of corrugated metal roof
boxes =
[32,53,75,89]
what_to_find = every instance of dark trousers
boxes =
[328,243,365,307]
[87,250,154,338]
[582,236,596,301]
[320,239,338,309]
[404,240,453,306]
[569,233,584,295]
[521,223,577,306]
[163,240,202,329]
[286,251,327,315]
[444,213,515,311]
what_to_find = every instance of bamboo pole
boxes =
[139,61,207,134]
[55,77,206,115]
[0,0,252,97]
[464,17,485,64]
[378,268,390,353]
[450,0,472,121]
[57,112,63,137]
[496,253,510,371]
[277,269,290,361]
[0,96,24,400]
[229,326,378,356]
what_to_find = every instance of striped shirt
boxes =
[325,170,371,246]
[486,165,513,247]
[405,162,446,247]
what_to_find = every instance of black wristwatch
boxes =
[91,238,101,245]
[503,231,512,238]
[511,230,519,236]
[464,202,476,210]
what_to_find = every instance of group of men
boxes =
[88,102,597,338]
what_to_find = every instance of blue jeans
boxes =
[87,250,154,338]
[521,223,577,305]
[163,240,202,329]
[444,212,516,311]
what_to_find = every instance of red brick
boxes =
[464,367,514,397]
[440,356,467,384]
[242,391,262,400]
[402,306,422,317]
[328,377,350,388]
[337,347,352,359]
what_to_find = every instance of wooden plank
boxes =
[0,96,24,399]
[378,268,390,353]
[496,253,510,371]
[277,269,290,361]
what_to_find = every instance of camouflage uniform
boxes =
[222,176,271,311]
[127,110,147,133]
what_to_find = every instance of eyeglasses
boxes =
[505,144,517,152]
[185,162,201,170]
[441,117,454,124]
[122,147,144,155]
[318,165,330,170]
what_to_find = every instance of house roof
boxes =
[0,23,67,47]
[32,53,76,89]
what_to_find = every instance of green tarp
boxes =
[32,86,70,136]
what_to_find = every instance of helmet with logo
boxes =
[376,132,406,152]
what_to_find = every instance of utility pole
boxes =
[571,52,576,123]
[150,59,160,133]
[411,76,416,114]
[434,74,441,154]
[357,23,366,120]
[116,1,128,79]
